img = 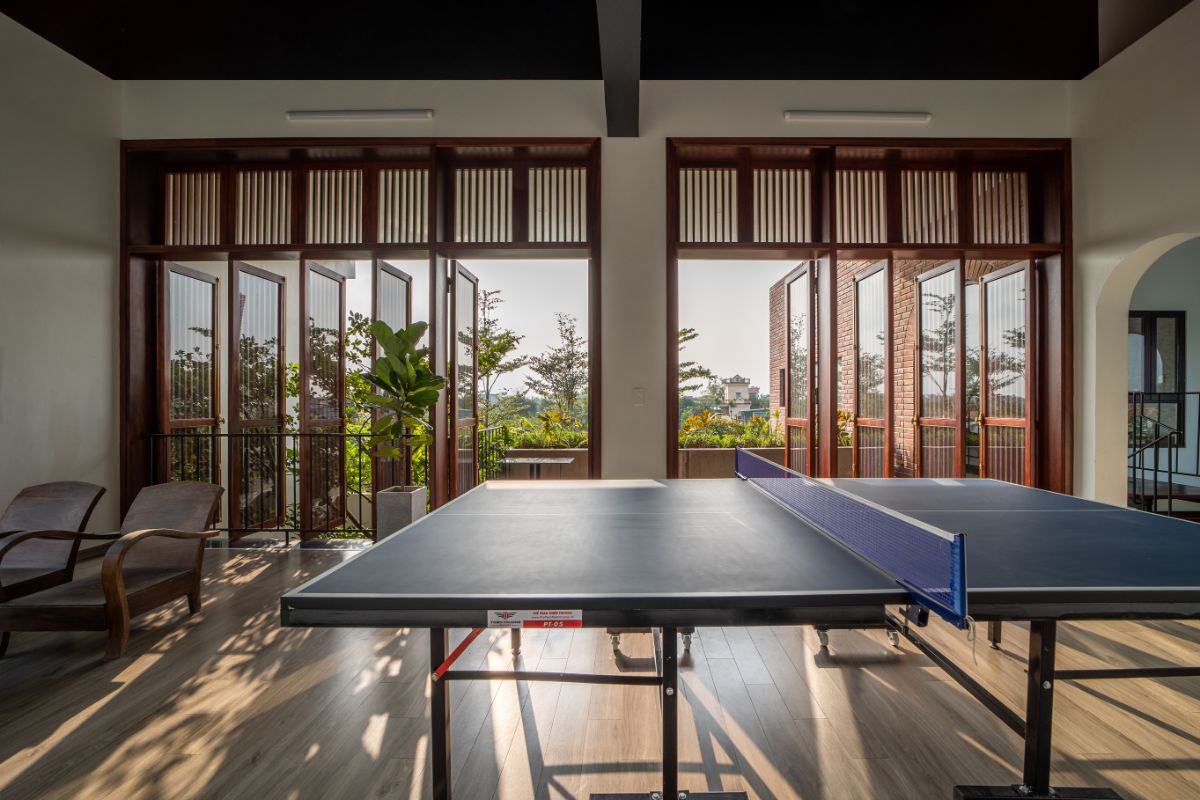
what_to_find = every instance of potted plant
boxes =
[361,320,445,539]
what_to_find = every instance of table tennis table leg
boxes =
[1021,620,1056,797]
[988,620,1003,649]
[661,625,679,800]
[431,627,452,800]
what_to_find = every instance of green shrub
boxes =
[502,411,589,449]
[677,410,784,448]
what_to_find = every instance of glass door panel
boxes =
[301,262,347,535]
[371,261,413,506]
[784,265,814,474]
[450,263,479,496]
[915,263,961,477]
[159,263,220,485]
[964,282,982,476]
[854,261,890,477]
[980,264,1032,485]
[375,262,412,333]
[230,263,286,533]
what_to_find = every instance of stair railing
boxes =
[1128,413,1182,515]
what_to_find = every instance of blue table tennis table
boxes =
[281,449,1200,800]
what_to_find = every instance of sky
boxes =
[339,257,792,397]
[461,260,589,394]
[678,259,798,393]
[367,259,589,396]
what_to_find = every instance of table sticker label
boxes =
[487,609,583,629]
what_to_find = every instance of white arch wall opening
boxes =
[1078,234,1200,504]
[1129,239,1200,499]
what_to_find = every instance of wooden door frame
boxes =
[913,259,964,477]
[448,262,480,498]
[373,261,414,331]
[661,138,1072,492]
[228,260,287,533]
[371,260,415,512]
[299,260,348,535]
[978,260,1035,485]
[851,258,892,477]
[783,263,816,475]
[157,261,221,485]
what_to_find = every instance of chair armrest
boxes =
[101,528,218,605]
[0,529,88,560]
[101,528,219,571]
[99,529,218,657]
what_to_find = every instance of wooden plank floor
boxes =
[1,548,1198,800]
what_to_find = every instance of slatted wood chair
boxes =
[0,481,222,658]
[0,481,106,602]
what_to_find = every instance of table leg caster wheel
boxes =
[682,634,692,652]
[817,628,830,648]
[887,629,901,648]
[610,633,621,652]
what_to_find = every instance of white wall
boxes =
[641,81,1069,139]
[0,25,1147,490]
[115,79,1061,479]
[119,78,1071,479]
[1071,0,1200,502]
[0,14,1191,493]
[0,16,121,527]
[1129,238,1200,485]
[120,81,605,139]
[0,34,1086,491]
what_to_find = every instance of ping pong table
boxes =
[281,449,1200,800]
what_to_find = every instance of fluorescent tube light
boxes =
[783,110,932,124]
[285,109,435,121]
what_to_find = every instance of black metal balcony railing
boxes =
[149,430,409,545]
[478,425,506,482]
[150,426,509,545]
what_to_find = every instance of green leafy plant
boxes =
[836,409,854,447]
[677,410,784,449]
[360,320,446,459]
[501,411,589,449]
[678,327,716,395]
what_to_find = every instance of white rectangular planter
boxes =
[375,485,427,540]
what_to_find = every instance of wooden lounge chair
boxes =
[0,481,106,602]
[0,481,222,658]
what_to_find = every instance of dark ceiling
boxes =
[2,1,1099,80]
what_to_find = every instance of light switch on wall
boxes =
[632,387,646,407]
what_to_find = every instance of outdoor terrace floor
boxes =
[1,548,1198,799]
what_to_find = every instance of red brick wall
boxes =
[840,258,958,477]
[836,260,877,420]
[768,258,1017,477]
[891,260,945,477]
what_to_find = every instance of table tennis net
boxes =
[735,448,968,628]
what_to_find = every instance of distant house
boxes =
[721,375,755,421]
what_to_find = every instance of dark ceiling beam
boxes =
[595,0,641,137]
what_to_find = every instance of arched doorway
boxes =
[1086,233,1200,504]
